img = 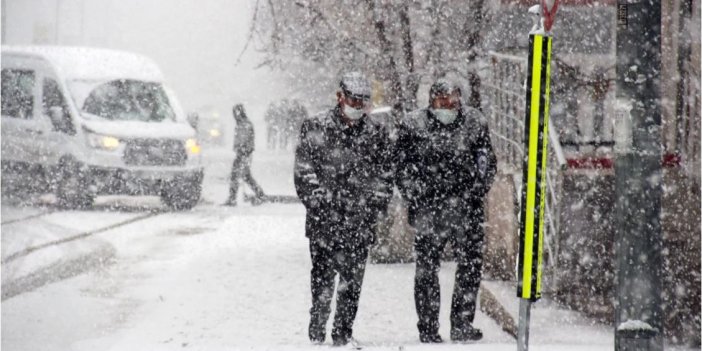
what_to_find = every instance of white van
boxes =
[1,46,203,210]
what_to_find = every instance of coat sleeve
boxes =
[365,126,394,213]
[392,119,422,210]
[294,119,328,209]
[470,119,497,198]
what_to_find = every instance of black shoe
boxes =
[223,199,237,206]
[332,335,348,346]
[451,325,483,342]
[331,328,352,346]
[309,326,325,344]
[419,333,443,343]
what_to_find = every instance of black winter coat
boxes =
[394,106,497,214]
[294,106,394,241]
[234,119,255,156]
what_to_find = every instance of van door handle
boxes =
[25,129,43,135]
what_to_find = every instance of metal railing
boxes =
[483,51,567,291]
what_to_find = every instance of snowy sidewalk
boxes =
[0,202,615,351]
[4,201,697,350]
[3,149,696,350]
[480,280,613,348]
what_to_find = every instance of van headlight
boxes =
[185,138,201,154]
[86,132,121,151]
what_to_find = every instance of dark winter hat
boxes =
[233,104,247,119]
[429,78,462,100]
[339,72,371,101]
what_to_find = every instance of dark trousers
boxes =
[229,153,265,201]
[308,234,370,341]
[411,202,485,336]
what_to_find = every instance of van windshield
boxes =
[69,79,176,122]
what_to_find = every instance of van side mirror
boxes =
[48,106,74,134]
[187,112,200,130]
[48,106,65,129]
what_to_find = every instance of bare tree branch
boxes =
[399,2,418,111]
[294,0,375,58]
[267,0,281,54]
[235,0,261,66]
[365,0,403,112]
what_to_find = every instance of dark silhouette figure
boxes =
[225,104,265,206]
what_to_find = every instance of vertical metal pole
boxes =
[517,299,532,351]
[516,31,552,351]
[54,0,61,44]
[614,0,664,350]
[80,0,85,44]
[1,0,6,44]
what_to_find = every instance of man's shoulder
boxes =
[461,106,489,129]
[363,113,390,134]
[400,108,430,130]
[302,108,336,128]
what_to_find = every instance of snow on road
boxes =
[0,200,620,351]
[0,201,591,351]
[3,149,684,351]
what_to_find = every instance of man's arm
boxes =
[392,117,423,210]
[294,119,330,209]
[470,119,497,199]
[365,126,394,213]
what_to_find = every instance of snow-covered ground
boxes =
[1,149,694,350]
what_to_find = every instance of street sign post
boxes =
[516,1,558,350]
[516,31,552,351]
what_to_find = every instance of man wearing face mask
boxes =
[394,78,496,343]
[294,72,393,346]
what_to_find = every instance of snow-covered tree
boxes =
[246,0,487,114]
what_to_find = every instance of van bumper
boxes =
[87,165,204,196]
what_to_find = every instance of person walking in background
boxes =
[294,72,393,346]
[225,104,265,206]
[264,101,281,150]
[285,99,308,150]
[394,79,496,343]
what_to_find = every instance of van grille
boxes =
[123,139,186,166]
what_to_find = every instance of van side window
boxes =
[1,69,35,119]
[42,78,75,134]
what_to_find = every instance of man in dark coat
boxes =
[394,79,497,343]
[294,72,393,346]
[225,104,265,206]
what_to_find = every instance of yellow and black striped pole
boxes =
[516,33,553,351]
[517,33,552,302]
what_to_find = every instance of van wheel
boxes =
[160,172,202,211]
[56,161,95,209]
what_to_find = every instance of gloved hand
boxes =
[465,182,488,201]
[332,188,357,213]
[366,180,393,209]
[342,203,381,235]
[308,187,332,208]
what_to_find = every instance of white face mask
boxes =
[431,108,458,124]
[343,104,365,120]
